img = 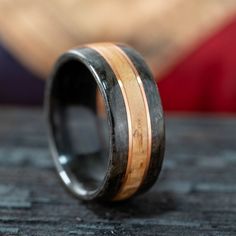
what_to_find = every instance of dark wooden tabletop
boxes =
[0,107,235,236]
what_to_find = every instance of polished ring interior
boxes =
[46,43,165,201]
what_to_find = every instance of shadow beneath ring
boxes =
[83,191,177,220]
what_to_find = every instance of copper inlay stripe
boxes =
[88,43,152,200]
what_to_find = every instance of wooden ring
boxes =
[45,43,165,201]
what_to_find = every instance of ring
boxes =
[45,43,165,201]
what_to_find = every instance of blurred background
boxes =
[1,3,236,234]
[0,0,236,113]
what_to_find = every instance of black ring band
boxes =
[45,43,165,201]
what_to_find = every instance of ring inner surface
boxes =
[50,59,110,193]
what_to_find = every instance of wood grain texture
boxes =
[119,45,165,195]
[89,43,152,200]
[0,107,236,235]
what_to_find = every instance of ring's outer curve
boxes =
[45,43,165,201]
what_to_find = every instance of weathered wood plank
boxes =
[0,108,235,235]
